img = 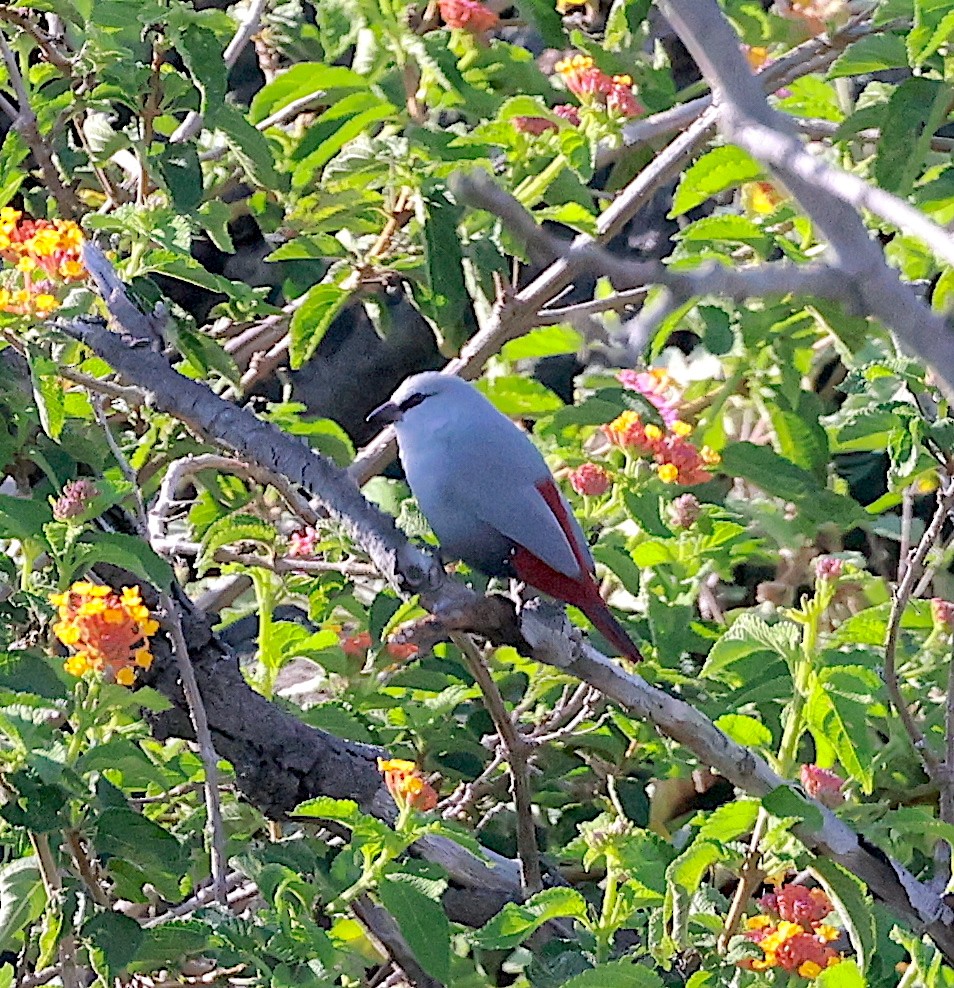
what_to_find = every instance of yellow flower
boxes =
[115,667,136,686]
[700,446,721,465]
[53,621,81,645]
[815,924,839,943]
[27,228,61,257]
[745,916,773,930]
[134,648,153,669]
[799,961,823,978]
[16,256,36,273]
[60,259,85,279]
[671,420,693,437]
[644,423,664,441]
[64,653,91,677]
[658,463,679,484]
[378,757,417,774]
[33,294,59,314]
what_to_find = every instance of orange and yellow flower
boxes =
[378,758,438,812]
[50,582,158,686]
[0,212,86,318]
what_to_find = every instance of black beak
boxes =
[367,401,401,427]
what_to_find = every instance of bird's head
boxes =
[367,372,478,432]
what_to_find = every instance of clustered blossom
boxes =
[800,764,846,807]
[742,181,789,216]
[438,0,498,35]
[554,55,642,118]
[288,526,318,558]
[814,556,844,582]
[741,883,841,978]
[52,479,98,521]
[0,209,85,317]
[617,368,681,426]
[50,582,158,686]
[602,409,719,486]
[378,758,438,812]
[569,463,612,496]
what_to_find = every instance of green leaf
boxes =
[378,876,451,983]
[472,887,588,949]
[250,63,368,124]
[805,666,880,792]
[817,959,865,988]
[0,494,52,542]
[677,214,772,253]
[702,613,800,682]
[0,857,45,950]
[693,799,759,844]
[669,146,762,218]
[129,919,211,972]
[216,104,282,190]
[420,181,470,353]
[476,375,563,417]
[513,0,565,47]
[0,652,66,701]
[719,442,865,529]
[95,806,187,878]
[909,0,954,66]
[562,960,663,988]
[761,785,824,831]
[502,325,583,362]
[289,281,352,368]
[714,714,773,749]
[664,839,725,944]
[71,532,173,591]
[293,795,362,825]
[84,911,145,979]
[173,23,226,120]
[28,353,65,440]
[874,78,953,196]
[197,512,277,574]
[812,859,875,974]
[827,34,909,77]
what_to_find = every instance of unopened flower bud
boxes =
[569,463,611,496]
[52,479,98,521]
[815,556,843,581]
[669,493,701,528]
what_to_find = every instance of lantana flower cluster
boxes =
[555,54,642,119]
[50,582,158,686]
[601,370,720,486]
[0,209,85,317]
[801,763,846,808]
[438,0,498,35]
[339,629,419,662]
[741,883,842,978]
[378,757,438,812]
[52,479,98,521]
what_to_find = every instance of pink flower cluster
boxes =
[800,764,845,808]
[554,55,642,118]
[600,371,719,486]
[569,463,611,496]
[439,0,498,34]
[932,598,954,631]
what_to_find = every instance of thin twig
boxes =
[0,6,71,71]
[29,833,82,988]
[450,633,541,896]
[884,482,954,779]
[63,829,111,907]
[900,486,915,583]
[719,812,768,951]
[92,395,147,528]
[533,287,649,325]
[0,29,80,217]
[159,591,229,905]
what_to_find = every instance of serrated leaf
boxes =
[702,613,800,681]
[293,795,362,824]
[84,911,145,979]
[761,785,824,830]
[216,104,282,190]
[289,281,352,368]
[664,839,725,944]
[828,34,909,77]
[476,375,563,417]
[378,877,451,982]
[173,23,226,120]
[812,859,875,974]
[677,214,772,252]
[502,325,583,361]
[250,63,368,124]
[513,0,565,47]
[420,181,470,353]
[28,353,64,440]
[197,512,277,574]
[669,146,762,218]
[874,77,953,196]
[715,714,773,749]
[472,887,588,949]
[69,532,173,591]
[0,857,45,950]
[694,799,760,844]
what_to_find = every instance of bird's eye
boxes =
[399,392,430,412]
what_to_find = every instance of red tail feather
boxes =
[512,546,643,662]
